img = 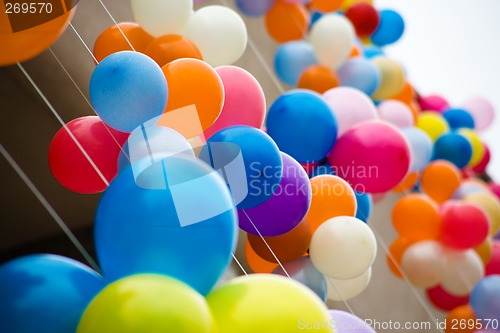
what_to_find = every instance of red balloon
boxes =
[345,3,380,37]
[485,241,500,276]
[440,201,490,250]
[48,116,129,194]
[426,285,469,312]
[472,144,490,174]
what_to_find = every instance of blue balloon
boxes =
[310,161,336,178]
[235,0,275,16]
[443,108,475,130]
[310,11,324,28]
[337,58,381,96]
[274,41,317,86]
[90,51,168,132]
[266,90,338,163]
[432,132,473,168]
[0,254,105,333]
[363,46,384,59]
[95,156,238,295]
[355,191,372,223]
[470,276,500,323]
[371,9,405,46]
[401,127,433,172]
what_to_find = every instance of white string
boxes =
[96,0,136,52]
[68,22,99,64]
[232,253,248,276]
[326,277,357,315]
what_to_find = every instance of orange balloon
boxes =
[392,194,442,241]
[475,237,493,265]
[445,305,481,333]
[0,2,75,66]
[349,44,362,58]
[392,81,415,104]
[247,219,311,264]
[310,0,343,13]
[245,240,279,273]
[392,171,419,193]
[421,160,462,204]
[387,237,413,279]
[297,65,340,94]
[144,34,202,68]
[265,1,309,43]
[159,58,224,138]
[306,175,357,233]
[93,22,154,63]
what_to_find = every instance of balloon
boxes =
[297,65,340,94]
[401,127,433,172]
[95,156,238,295]
[336,58,381,96]
[345,3,380,37]
[472,144,491,174]
[0,254,105,333]
[322,87,378,136]
[463,192,500,237]
[440,201,490,250]
[393,81,416,104]
[378,100,415,128]
[459,128,485,167]
[245,240,279,273]
[274,41,318,86]
[160,58,224,137]
[441,249,484,296]
[355,191,373,222]
[453,181,489,201]
[387,237,413,279]
[401,240,446,288]
[371,9,405,46]
[470,275,500,323]
[328,310,376,333]
[48,116,129,194]
[199,126,283,209]
[265,1,309,43]
[236,0,276,16]
[183,6,247,67]
[432,132,473,168]
[371,57,405,100]
[306,175,357,233]
[392,194,441,241]
[326,268,372,302]
[238,153,311,236]
[144,34,202,67]
[418,94,450,113]
[420,160,461,204]
[310,0,342,12]
[310,216,377,279]
[363,46,384,59]
[442,108,475,130]
[204,66,265,138]
[89,51,168,132]
[461,96,495,131]
[328,121,411,194]
[273,257,327,301]
[77,274,213,333]
[491,183,500,201]
[130,0,192,37]
[426,285,470,312]
[93,22,154,63]
[207,274,333,333]
[310,14,355,70]
[485,242,500,275]
[341,0,374,11]
[445,305,482,333]
[266,90,337,162]
[392,171,419,193]
[0,2,75,66]
[475,238,493,266]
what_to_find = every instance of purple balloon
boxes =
[236,0,276,16]
[238,152,312,236]
[329,310,376,333]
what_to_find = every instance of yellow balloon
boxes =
[463,192,500,236]
[341,0,373,11]
[77,274,214,333]
[416,112,450,141]
[207,274,334,333]
[475,238,493,265]
[459,129,485,167]
[371,57,406,101]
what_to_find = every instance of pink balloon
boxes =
[418,94,450,113]
[490,183,500,200]
[377,100,414,128]
[204,66,266,138]
[323,87,378,136]
[461,96,495,131]
[328,121,411,193]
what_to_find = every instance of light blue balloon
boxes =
[402,127,433,172]
[470,276,500,323]
[363,46,384,59]
[235,0,275,16]
[90,51,168,133]
[0,254,105,333]
[337,58,381,96]
[274,41,317,86]
[355,191,372,223]
[95,156,238,295]
[371,9,405,46]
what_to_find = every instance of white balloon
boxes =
[309,14,355,70]
[131,0,193,37]
[310,216,377,280]
[441,249,484,296]
[183,6,248,67]
[401,241,445,288]
[327,267,372,301]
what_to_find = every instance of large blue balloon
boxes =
[470,275,500,323]
[0,254,105,333]
[95,156,238,295]
[90,51,168,132]
[274,41,317,86]
[401,127,433,172]
[355,191,372,223]
[433,132,473,168]
[266,90,338,163]
[235,0,275,16]
[443,108,475,130]
[371,9,405,46]
[337,58,381,96]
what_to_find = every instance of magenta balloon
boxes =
[418,94,449,113]
[377,100,414,128]
[204,66,266,138]
[238,152,312,236]
[328,121,411,193]
[329,310,376,333]
[461,96,495,131]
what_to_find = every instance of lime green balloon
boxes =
[77,274,214,333]
[207,274,335,333]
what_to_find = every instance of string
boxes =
[232,253,248,276]
[96,0,136,52]
[68,22,99,64]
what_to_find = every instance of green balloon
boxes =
[206,274,335,333]
[77,274,214,333]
